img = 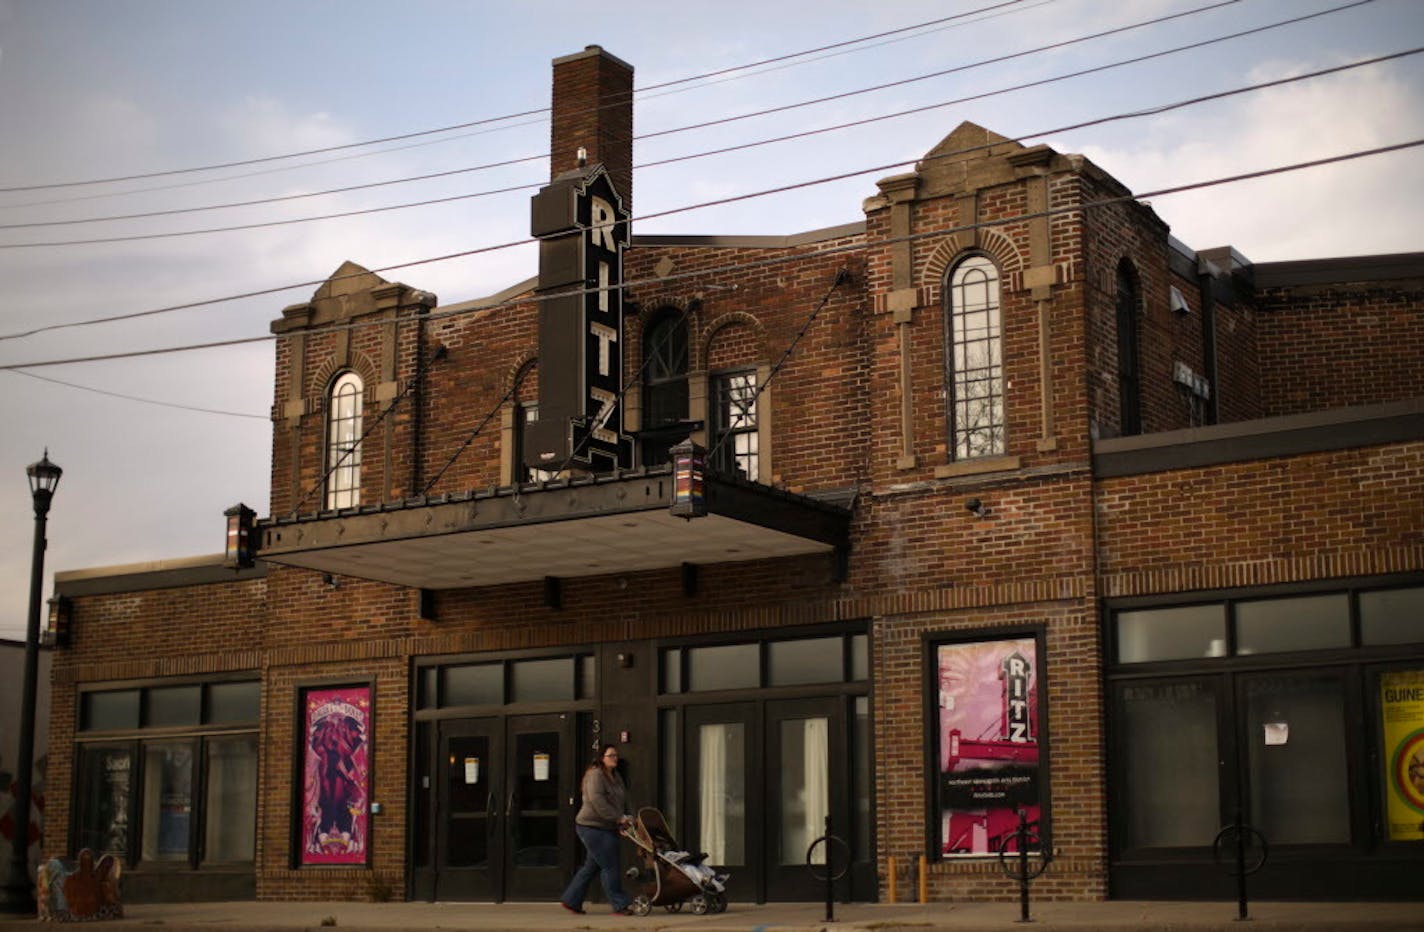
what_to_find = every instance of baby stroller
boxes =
[621,806,729,915]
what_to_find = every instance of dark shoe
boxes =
[560,901,585,915]
[612,905,636,915]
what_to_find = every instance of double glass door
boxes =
[432,713,574,901]
[683,698,851,902]
[1110,667,1365,896]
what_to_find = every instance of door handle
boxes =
[506,790,515,819]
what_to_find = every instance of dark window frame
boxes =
[709,367,760,480]
[943,253,1006,461]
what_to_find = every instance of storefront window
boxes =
[141,741,195,862]
[1237,594,1349,655]
[74,680,259,869]
[1361,587,1424,646]
[208,681,260,723]
[74,745,133,858]
[81,690,140,731]
[148,686,201,728]
[1116,604,1225,662]
[1244,673,1350,844]
[203,735,258,863]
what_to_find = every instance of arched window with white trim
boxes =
[945,255,1005,460]
[325,371,364,509]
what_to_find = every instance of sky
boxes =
[0,0,1421,640]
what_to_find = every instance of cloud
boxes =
[1071,58,1424,260]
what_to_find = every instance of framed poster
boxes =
[1381,669,1424,842]
[299,684,371,866]
[930,632,1044,857]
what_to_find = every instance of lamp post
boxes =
[1,451,61,915]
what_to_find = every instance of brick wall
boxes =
[1256,280,1424,416]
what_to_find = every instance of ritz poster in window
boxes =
[934,634,1042,856]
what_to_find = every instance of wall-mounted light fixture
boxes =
[224,503,256,570]
[669,439,707,520]
[965,498,993,519]
[44,596,71,648]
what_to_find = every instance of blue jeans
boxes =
[562,824,631,911]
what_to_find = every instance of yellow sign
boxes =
[1381,669,1424,842]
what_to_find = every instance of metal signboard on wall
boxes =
[525,164,633,472]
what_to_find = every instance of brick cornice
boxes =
[1100,545,1424,599]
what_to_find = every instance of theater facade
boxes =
[43,46,1423,905]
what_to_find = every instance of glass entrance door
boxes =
[431,713,574,902]
[765,697,845,901]
[434,718,500,901]
[686,703,758,899]
[503,713,575,901]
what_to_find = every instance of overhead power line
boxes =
[4,368,267,419]
[0,0,1373,252]
[0,1,1039,194]
[0,39,1412,351]
[2,136,1418,374]
[0,0,1249,234]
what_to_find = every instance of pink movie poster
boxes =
[936,637,1041,857]
[301,686,370,865]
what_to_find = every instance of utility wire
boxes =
[1,42,1412,344]
[3,367,267,419]
[0,1,1037,194]
[0,0,1048,213]
[0,0,1248,234]
[2,137,1418,374]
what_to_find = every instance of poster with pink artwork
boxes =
[300,685,370,865]
[936,636,1041,857]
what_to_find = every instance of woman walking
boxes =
[560,744,634,915]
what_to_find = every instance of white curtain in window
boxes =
[699,724,727,864]
[803,717,830,864]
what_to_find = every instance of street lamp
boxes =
[1,451,61,915]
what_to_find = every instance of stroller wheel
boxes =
[631,895,652,917]
[663,900,683,913]
[709,892,727,913]
[690,895,709,915]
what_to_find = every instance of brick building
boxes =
[43,46,1423,905]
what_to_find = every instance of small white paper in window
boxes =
[533,752,551,782]
[1263,722,1289,746]
[464,757,480,784]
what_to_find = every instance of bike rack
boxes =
[995,809,1053,923]
[1212,809,1269,922]
[807,815,851,923]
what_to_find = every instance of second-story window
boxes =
[326,371,363,510]
[641,312,690,468]
[711,369,758,481]
[945,255,1004,460]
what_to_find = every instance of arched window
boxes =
[1116,260,1142,436]
[325,371,363,509]
[945,255,1004,460]
[640,312,689,467]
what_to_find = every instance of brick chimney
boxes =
[550,45,634,216]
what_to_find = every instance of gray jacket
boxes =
[575,766,629,831]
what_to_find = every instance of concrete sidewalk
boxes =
[2,898,1420,931]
